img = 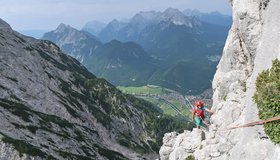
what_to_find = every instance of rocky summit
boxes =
[42,23,102,63]
[160,0,280,159]
[0,18,169,159]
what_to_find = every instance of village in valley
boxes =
[118,85,213,119]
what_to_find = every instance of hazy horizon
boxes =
[0,0,232,31]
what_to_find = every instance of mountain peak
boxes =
[130,11,161,25]
[57,23,67,28]
[0,18,12,30]
[106,19,127,31]
[107,19,122,28]
[162,8,199,27]
[110,19,120,24]
[163,8,183,17]
[82,20,106,35]
[55,23,76,33]
[43,23,81,45]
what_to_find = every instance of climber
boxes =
[192,100,214,129]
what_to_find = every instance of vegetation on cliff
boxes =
[253,59,280,144]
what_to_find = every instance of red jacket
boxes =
[194,106,206,118]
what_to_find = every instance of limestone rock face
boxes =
[0,18,160,159]
[160,0,280,159]
[159,129,205,160]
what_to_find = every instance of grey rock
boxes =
[0,18,12,30]
[159,129,205,160]
[0,19,159,159]
[160,0,280,159]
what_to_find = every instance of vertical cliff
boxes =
[160,0,280,159]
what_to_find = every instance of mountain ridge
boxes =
[44,8,229,95]
[82,20,106,36]
[0,18,194,159]
[42,24,159,87]
[43,23,102,63]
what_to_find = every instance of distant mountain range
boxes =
[82,8,232,37]
[183,9,232,27]
[81,20,106,36]
[43,24,158,86]
[98,8,203,43]
[42,8,230,94]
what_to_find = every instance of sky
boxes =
[0,0,232,31]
